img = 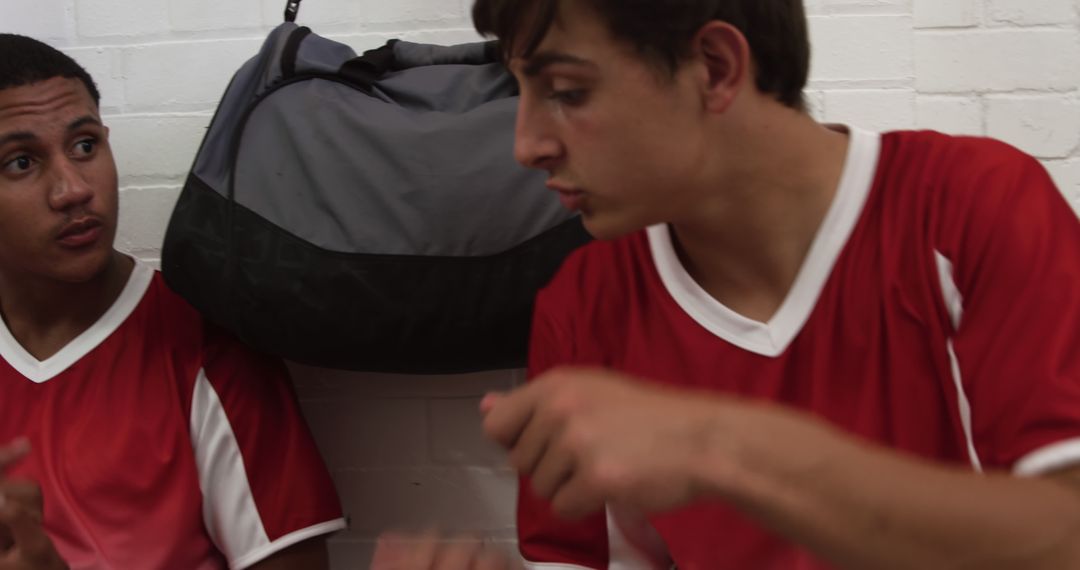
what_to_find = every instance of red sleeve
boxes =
[191,324,344,569]
[934,143,1080,475]
[517,285,610,569]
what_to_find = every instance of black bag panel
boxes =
[163,175,592,374]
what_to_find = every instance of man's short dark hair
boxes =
[472,0,810,110]
[0,34,101,106]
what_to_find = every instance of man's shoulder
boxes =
[537,229,651,308]
[142,270,277,368]
[144,270,201,320]
[875,130,1053,227]
[881,130,1042,182]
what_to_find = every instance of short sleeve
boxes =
[518,267,667,569]
[189,325,345,569]
[519,291,610,569]
[935,148,1080,476]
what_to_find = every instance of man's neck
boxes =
[0,251,135,360]
[670,108,851,323]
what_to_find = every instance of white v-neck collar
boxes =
[647,127,882,357]
[0,259,155,383]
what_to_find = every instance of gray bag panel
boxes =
[295,30,360,76]
[234,82,558,257]
[194,22,571,257]
[376,63,517,114]
[192,24,302,195]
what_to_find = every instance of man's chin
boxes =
[581,213,645,241]
[52,248,120,284]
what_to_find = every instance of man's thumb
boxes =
[0,439,30,470]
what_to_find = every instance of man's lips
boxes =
[57,218,104,248]
[546,181,586,211]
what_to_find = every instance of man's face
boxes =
[509,2,711,240]
[0,77,118,284]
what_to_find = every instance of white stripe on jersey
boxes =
[190,368,271,568]
[607,508,670,570]
[935,252,983,472]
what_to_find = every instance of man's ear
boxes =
[691,21,751,114]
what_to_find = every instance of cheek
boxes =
[98,154,118,186]
[91,161,120,211]
[0,208,38,262]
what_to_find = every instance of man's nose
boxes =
[513,95,563,171]
[48,159,94,211]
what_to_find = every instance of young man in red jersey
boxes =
[0,34,345,569]
[374,0,1080,569]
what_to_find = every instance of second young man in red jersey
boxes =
[375,0,1080,569]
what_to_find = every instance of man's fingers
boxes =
[475,547,516,570]
[372,532,518,570]
[371,533,411,568]
[372,530,441,569]
[478,393,504,416]
[0,483,43,517]
[0,494,50,556]
[0,439,29,471]
[506,399,566,476]
[404,530,442,569]
[431,538,481,570]
[550,474,607,521]
[481,384,541,449]
[528,444,575,501]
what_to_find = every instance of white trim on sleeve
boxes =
[190,368,272,566]
[1014,438,1080,477]
[231,518,347,569]
[522,507,668,570]
[607,509,668,570]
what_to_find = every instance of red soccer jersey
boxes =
[519,128,1080,570]
[0,261,345,569]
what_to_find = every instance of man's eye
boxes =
[73,138,97,157]
[550,89,588,106]
[2,155,34,174]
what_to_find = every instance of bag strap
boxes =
[391,41,500,68]
[280,26,312,78]
[338,40,399,90]
[284,0,302,22]
[337,40,501,90]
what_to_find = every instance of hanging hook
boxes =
[284,0,302,23]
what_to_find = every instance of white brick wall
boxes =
[1,0,1079,567]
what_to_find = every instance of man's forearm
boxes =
[700,401,1080,569]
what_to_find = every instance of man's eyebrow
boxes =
[68,116,102,131]
[0,117,101,149]
[521,52,596,77]
[0,131,36,149]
